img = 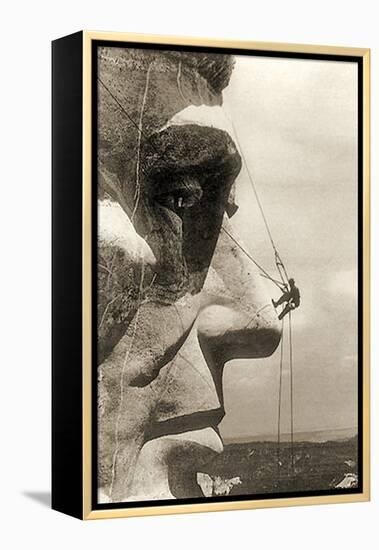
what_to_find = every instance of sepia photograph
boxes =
[4,0,376,543]
[95,42,362,506]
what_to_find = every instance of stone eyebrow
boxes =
[142,124,242,186]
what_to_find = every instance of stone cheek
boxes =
[97,46,242,359]
[150,326,222,425]
[97,47,282,502]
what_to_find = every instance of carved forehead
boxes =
[99,46,235,95]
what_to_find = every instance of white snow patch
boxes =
[162,105,239,149]
[197,473,242,497]
[98,199,156,265]
[335,473,358,489]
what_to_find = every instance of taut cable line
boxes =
[99,78,296,485]
[221,226,285,291]
[289,310,295,476]
[223,103,296,485]
[98,77,162,158]
[277,318,285,484]
[222,103,290,288]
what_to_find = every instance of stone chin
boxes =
[99,427,223,502]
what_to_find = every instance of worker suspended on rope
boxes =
[272,278,300,320]
[221,102,297,480]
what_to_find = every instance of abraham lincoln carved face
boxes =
[97,46,281,503]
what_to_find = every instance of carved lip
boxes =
[146,408,225,443]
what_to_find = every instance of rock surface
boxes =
[335,473,358,489]
[197,473,242,497]
[97,46,281,502]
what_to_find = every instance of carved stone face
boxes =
[97,47,281,502]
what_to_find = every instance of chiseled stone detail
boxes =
[97,47,281,502]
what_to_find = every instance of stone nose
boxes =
[198,301,281,363]
[238,299,283,358]
[199,217,282,362]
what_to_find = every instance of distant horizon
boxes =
[223,426,358,444]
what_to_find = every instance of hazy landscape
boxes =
[200,431,358,496]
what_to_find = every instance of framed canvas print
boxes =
[52,31,370,520]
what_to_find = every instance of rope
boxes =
[100,75,289,291]
[99,74,195,172]
[289,310,295,476]
[222,104,290,287]
[132,63,152,221]
[177,60,189,104]
[275,252,290,288]
[99,74,287,293]
[277,318,285,483]
[221,226,284,291]
[99,71,297,490]
[222,105,296,484]
[100,73,289,291]
[276,312,296,485]
[98,77,164,162]
[276,312,296,484]
[260,272,287,289]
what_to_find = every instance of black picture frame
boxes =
[52,31,370,520]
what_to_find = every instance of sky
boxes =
[217,55,358,440]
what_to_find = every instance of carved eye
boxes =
[153,175,203,213]
[155,190,200,212]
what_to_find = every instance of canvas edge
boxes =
[81,31,371,520]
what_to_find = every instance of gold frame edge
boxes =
[81,31,370,520]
